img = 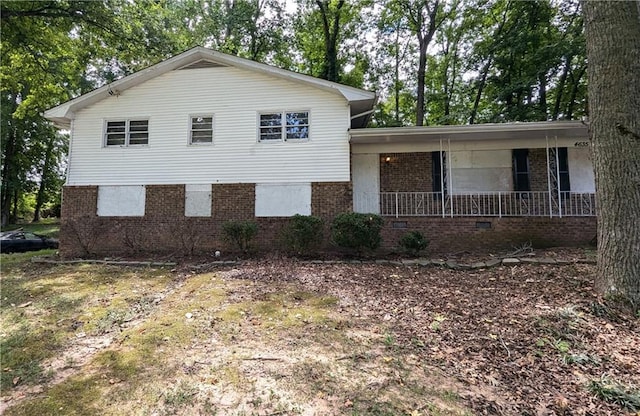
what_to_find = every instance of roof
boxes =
[349,121,589,144]
[45,46,377,129]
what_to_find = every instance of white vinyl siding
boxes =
[97,185,145,216]
[255,183,311,217]
[69,67,350,186]
[189,116,214,144]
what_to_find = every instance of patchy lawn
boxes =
[1,219,60,238]
[1,253,638,415]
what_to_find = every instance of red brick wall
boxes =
[380,152,433,192]
[60,182,596,258]
[213,183,255,220]
[312,182,352,219]
[529,149,548,192]
[60,182,351,257]
[382,216,596,254]
[145,185,184,218]
[61,186,98,218]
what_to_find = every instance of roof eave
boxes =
[44,47,376,127]
[350,121,589,144]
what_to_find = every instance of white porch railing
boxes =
[374,191,596,218]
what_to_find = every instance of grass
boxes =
[589,376,640,412]
[0,257,473,415]
[1,218,60,238]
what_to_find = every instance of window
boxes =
[104,120,148,146]
[255,183,311,217]
[432,151,447,195]
[190,116,213,144]
[557,147,570,192]
[259,111,309,142]
[185,184,212,217]
[97,186,145,216]
[512,149,530,191]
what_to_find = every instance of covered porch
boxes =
[350,121,595,218]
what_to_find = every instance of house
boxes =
[45,47,596,256]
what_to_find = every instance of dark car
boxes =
[0,230,59,253]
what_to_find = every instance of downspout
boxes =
[350,108,375,120]
[66,118,75,186]
[546,135,552,218]
[555,135,562,218]
[448,138,453,218]
[440,139,445,218]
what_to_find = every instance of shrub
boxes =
[331,212,384,253]
[282,214,324,255]
[222,220,258,252]
[398,230,429,256]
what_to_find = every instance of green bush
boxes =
[222,220,258,252]
[398,231,429,256]
[331,212,384,253]
[282,214,324,255]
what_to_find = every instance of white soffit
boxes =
[349,121,589,144]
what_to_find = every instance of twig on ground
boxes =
[336,353,372,361]
[499,336,511,359]
[502,241,533,258]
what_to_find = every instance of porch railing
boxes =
[374,191,596,218]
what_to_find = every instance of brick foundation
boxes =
[60,183,596,258]
[60,182,351,257]
[382,216,596,254]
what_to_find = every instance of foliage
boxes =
[282,214,324,255]
[588,376,640,412]
[222,220,258,252]
[331,212,384,253]
[398,230,429,256]
[0,0,592,228]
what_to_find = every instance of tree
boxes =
[583,1,640,312]
[370,0,416,126]
[292,0,370,86]
[315,0,345,82]
[399,0,444,126]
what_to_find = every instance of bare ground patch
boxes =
[1,255,638,415]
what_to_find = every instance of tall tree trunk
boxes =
[411,0,439,126]
[469,57,492,124]
[11,188,19,223]
[552,55,571,120]
[583,0,640,312]
[394,28,401,125]
[316,0,344,82]
[416,37,428,126]
[469,0,511,124]
[538,72,547,120]
[566,64,586,120]
[33,136,54,222]
[1,94,19,226]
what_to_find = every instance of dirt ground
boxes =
[1,249,639,415]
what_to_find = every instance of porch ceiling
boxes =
[350,121,588,144]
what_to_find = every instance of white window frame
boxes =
[258,110,310,143]
[188,115,214,145]
[103,119,149,147]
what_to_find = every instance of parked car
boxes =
[0,230,59,253]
